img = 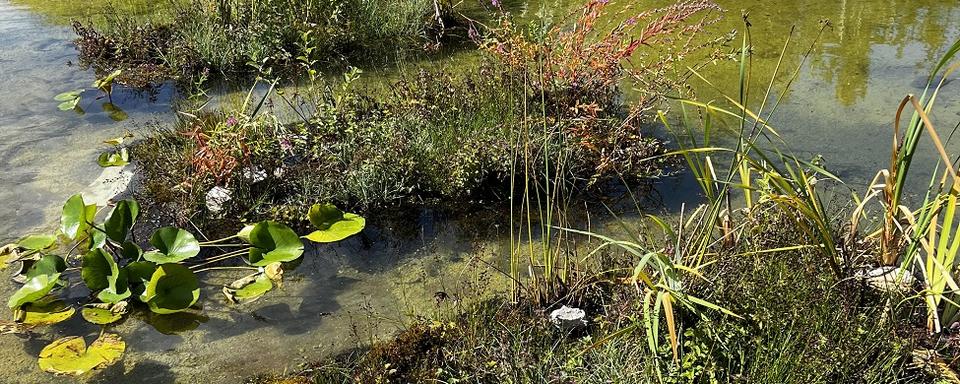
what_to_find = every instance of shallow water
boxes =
[0,0,959,382]
[0,0,175,244]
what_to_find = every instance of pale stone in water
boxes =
[84,164,138,206]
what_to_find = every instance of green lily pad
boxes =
[55,89,83,111]
[89,230,107,251]
[81,249,111,291]
[38,333,125,375]
[60,195,95,241]
[17,234,57,250]
[246,221,304,266]
[19,296,75,326]
[104,200,139,243]
[143,227,200,264]
[54,89,84,102]
[125,261,157,298]
[25,255,66,280]
[222,273,273,304]
[237,224,255,242]
[81,307,123,325]
[92,69,122,91]
[81,249,130,303]
[305,203,365,243]
[97,148,129,167]
[308,203,344,230]
[8,273,61,309]
[81,303,127,325]
[143,264,199,314]
[125,261,157,283]
[120,241,142,260]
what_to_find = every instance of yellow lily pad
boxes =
[81,305,125,325]
[19,297,75,326]
[222,273,273,304]
[0,243,20,269]
[38,333,125,375]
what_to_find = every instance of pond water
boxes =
[0,0,959,382]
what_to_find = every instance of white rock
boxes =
[205,186,232,215]
[550,305,587,332]
[855,266,915,294]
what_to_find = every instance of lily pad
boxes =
[305,203,365,243]
[81,249,130,303]
[18,296,75,326]
[17,234,57,250]
[81,249,111,291]
[25,255,66,280]
[81,302,127,325]
[142,264,199,314]
[97,148,129,167]
[55,89,84,101]
[15,295,77,326]
[89,230,107,251]
[60,195,95,241]
[8,273,61,309]
[308,203,344,229]
[143,227,200,264]
[0,243,19,269]
[237,224,255,242]
[120,241,142,260]
[125,261,157,298]
[104,200,139,243]
[92,69,122,91]
[222,273,273,304]
[246,221,304,266]
[81,308,123,325]
[55,89,83,111]
[38,333,125,375]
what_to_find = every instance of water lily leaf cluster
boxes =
[54,89,84,111]
[53,69,124,117]
[1,194,364,376]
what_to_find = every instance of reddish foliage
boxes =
[180,123,246,185]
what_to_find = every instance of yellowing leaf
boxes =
[38,333,125,375]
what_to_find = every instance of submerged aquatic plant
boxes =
[53,69,127,121]
[0,193,365,376]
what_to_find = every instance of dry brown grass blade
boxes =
[663,293,678,363]
[908,95,958,187]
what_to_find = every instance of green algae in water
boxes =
[10,0,179,28]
